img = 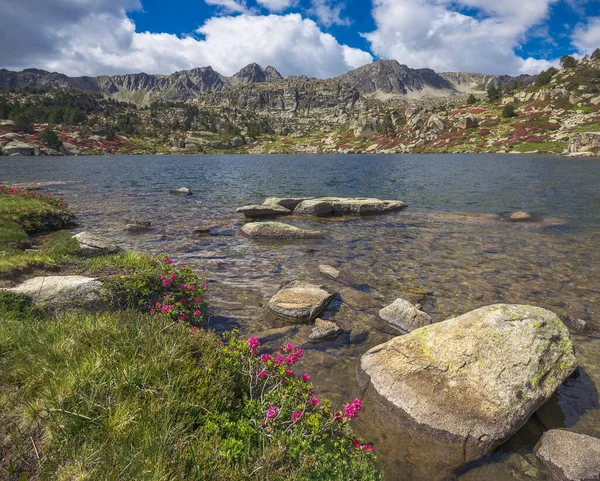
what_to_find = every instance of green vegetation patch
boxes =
[510,142,568,153]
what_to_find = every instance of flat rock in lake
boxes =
[241,222,324,240]
[309,318,343,343]
[379,298,433,333]
[360,304,577,467]
[236,204,291,217]
[320,197,407,215]
[268,281,335,321]
[170,187,192,196]
[507,211,535,222]
[263,197,312,210]
[535,430,600,481]
[294,199,335,216]
[3,275,104,311]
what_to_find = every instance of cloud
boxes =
[256,0,296,12]
[308,0,351,27]
[0,2,372,79]
[363,0,562,75]
[204,0,250,14]
[572,16,600,54]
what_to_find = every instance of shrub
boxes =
[535,67,558,87]
[502,104,517,118]
[560,55,578,69]
[13,112,34,132]
[466,94,477,105]
[487,85,502,102]
[40,127,63,150]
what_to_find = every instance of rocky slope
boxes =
[0,60,533,106]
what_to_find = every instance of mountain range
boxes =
[0,60,535,106]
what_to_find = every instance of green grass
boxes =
[0,223,27,243]
[570,122,600,133]
[510,142,568,153]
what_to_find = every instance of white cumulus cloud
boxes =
[256,0,296,12]
[572,16,600,54]
[362,0,562,75]
[204,0,250,14]
[308,0,351,27]
[0,2,372,79]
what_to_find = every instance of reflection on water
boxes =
[2,154,600,481]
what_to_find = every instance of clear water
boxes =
[2,154,599,481]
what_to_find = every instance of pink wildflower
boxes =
[362,445,374,452]
[194,297,201,303]
[343,398,363,419]
[310,397,320,407]
[149,308,156,314]
[285,369,293,377]
[180,284,188,290]
[261,354,272,362]
[179,315,188,322]
[170,273,177,280]
[166,258,174,264]
[301,373,310,383]
[192,326,199,332]
[275,354,285,366]
[162,279,170,287]
[193,310,201,317]
[248,337,260,354]
[188,285,195,291]
[296,348,304,358]
[257,370,269,379]
[284,343,295,352]
[352,439,361,448]
[266,406,278,420]
[291,411,302,423]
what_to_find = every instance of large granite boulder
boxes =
[73,232,121,257]
[268,281,335,321]
[241,222,324,240]
[2,140,38,156]
[3,276,104,311]
[379,298,433,333]
[360,304,577,466]
[236,204,291,218]
[535,430,600,481]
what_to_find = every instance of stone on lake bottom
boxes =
[236,204,291,217]
[309,318,343,343]
[535,430,600,481]
[241,222,324,240]
[379,298,432,333]
[268,281,335,321]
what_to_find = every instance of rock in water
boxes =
[263,197,312,210]
[236,204,292,218]
[379,298,433,333]
[170,187,192,196]
[241,222,324,240]
[294,199,335,216]
[309,318,343,342]
[268,281,335,321]
[360,304,577,466]
[3,276,104,311]
[73,232,121,257]
[508,211,534,222]
[319,197,407,215]
[535,430,600,481]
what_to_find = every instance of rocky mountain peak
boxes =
[232,63,283,84]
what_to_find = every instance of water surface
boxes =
[2,153,599,481]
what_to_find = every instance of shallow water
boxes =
[2,154,599,480]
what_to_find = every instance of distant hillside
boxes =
[0,61,535,106]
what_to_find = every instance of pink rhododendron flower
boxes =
[343,398,363,419]
[275,354,285,366]
[193,310,201,317]
[188,285,195,291]
[170,273,177,280]
[266,406,278,420]
[362,445,374,452]
[192,326,199,332]
[285,369,293,377]
[194,297,201,303]
[150,308,156,314]
[310,397,320,406]
[291,411,302,423]
[285,343,295,352]
[352,439,361,448]
[296,348,304,358]
[301,373,310,383]
[257,370,269,379]
[261,354,272,362]
[166,258,174,264]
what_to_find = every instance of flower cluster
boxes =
[149,255,208,325]
[0,184,68,209]
[220,332,375,458]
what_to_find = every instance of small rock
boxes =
[73,232,120,257]
[561,316,591,334]
[263,197,311,210]
[170,187,193,196]
[236,204,292,218]
[535,430,600,481]
[507,211,534,222]
[339,287,380,310]
[318,264,340,280]
[241,222,324,240]
[379,298,433,333]
[268,281,335,321]
[309,318,343,343]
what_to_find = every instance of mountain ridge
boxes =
[0,60,535,106]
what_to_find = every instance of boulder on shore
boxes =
[73,232,121,257]
[2,140,38,156]
[241,222,324,240]
[360,304,577,466]
[3,276,104,311]
[268,281,335,321]
[535,430,600,481]
[236,204,292,218]
[379,298,433,333]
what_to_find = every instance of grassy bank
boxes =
[0,187,381,481]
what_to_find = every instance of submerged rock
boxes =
[73,232,121,257]
[170,187,192,196]
[241,222,324,240]
[507,211,534,222]
[360,304,577,467]
[3,276,104,311]
[236,204,291,217]
[379,298,433,333]
[535,430,600,481]
[309,318,343,343]
[268,281,335,321]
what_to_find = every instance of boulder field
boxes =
[360,304,577,468]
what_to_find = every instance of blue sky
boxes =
[1,0,599,78]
